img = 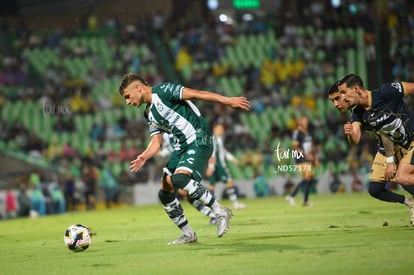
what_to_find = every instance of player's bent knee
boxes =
[158,190,176,205]
[171,173,192,189]
[368,181,384,198]
[161,173,174,192]
[395,172,409,185]
[395,164,414,185]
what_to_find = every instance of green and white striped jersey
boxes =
[212,136,235,169]
[146,82,210,148]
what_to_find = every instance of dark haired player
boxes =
[338,74,414,187]
[328,79,414,225]
[118,73,250,244]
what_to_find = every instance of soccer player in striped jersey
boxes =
[205,123,246,210]
[119,73,250,244]
[328,80,414,225]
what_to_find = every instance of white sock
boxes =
[404,196,413,207]
[181,224,194,236]
[211,201,225,215]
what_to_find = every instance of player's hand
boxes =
[343,122,352,135]
[130,155,146,172]
[228,97,250,111]
[384,162,395,181]
[205,166,214,178]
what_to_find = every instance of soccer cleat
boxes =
[216,207,233,237]
[233,202,247,209]
[209,217,217,225]
[285,195,296,206]
[302,201,313,207]
[168,232,198,245]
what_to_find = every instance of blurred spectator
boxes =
[29,171,46,217]
[118,140,138,162]
[152,10,165,36]
[118,168,135,204]
[24,132,46,158]
[63,141,78,159]
[46,137,63,163]
[253,172,270,197]
[330,172,344,193]
[53,115,75,133]
[17,184,31,217]
[51,183,65,214]
[5,185,17,218]
[105,118,126,141]
[63,172,77,211]
[99,164,120,208]
[175,46,192,71]
[69,90,95,114]
[90,122,106,141]
[81,161,98,210]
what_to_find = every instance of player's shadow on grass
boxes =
[187,234,303,252]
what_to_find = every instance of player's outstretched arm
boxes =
[182,87,250,111]
[130,133,163,172]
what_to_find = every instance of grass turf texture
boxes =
[0,192,412,275]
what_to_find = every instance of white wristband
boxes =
[385,156,394,164]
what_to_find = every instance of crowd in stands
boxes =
[1,0,413,219]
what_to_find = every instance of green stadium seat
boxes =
[346,48,356,74]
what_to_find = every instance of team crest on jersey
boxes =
[173,87,180,98]
[391,82,402,93]
[156,102,164,112]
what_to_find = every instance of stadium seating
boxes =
[0,21,368,182]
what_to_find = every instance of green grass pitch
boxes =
[0,192,412,275]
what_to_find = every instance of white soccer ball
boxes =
[63,224,92,252]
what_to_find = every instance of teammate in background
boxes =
[159,132,217,224]
[118,73,250,244]
[328,81,414,225]
[205,123,246,210]
[285,116,319,207]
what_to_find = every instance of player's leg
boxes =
[395,163,414,186]
[216,163,246,209]
[371,151,414,225]
[286,179,304,206]
[302,179,313,206]
[202,173,218,224]
[395,143,414,186]
[368,181,406,203]
[187,196,217,224]
[160,156,197,245]
[225,178,246,209]
[159,173,197,245]
[171,142,232,237]
[401,185,414,197]
[370,152,407,203]
[301,162,314,206]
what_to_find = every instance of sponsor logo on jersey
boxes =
[391,82,402,93]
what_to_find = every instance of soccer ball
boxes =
[63,224,92,252]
